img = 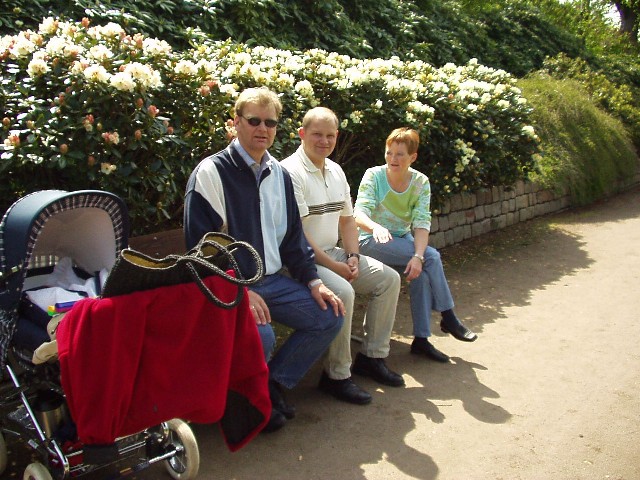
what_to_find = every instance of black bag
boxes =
[101,232,263,309]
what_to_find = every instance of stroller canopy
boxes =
[0,190,129,311]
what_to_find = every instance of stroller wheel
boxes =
[0,432,7,475]
[164,419,200,480]
[23,462,53,480]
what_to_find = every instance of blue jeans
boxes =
[250,273,343,389]
[257,323,276,362]
[360,233,454,338]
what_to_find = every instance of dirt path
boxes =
[4,186,640,479]
[184,185,640,480]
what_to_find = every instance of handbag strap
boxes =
[179,237,264,309]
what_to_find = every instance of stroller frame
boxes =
[0,190,199,480]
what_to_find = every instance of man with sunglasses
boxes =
[184,87,344,433]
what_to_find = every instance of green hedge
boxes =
[1,19,541,234]
[520,75,638,205]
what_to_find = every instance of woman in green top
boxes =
[354,127,477,363]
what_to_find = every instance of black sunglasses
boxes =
[242,116,278,128]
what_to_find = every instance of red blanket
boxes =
[57,276,270,451]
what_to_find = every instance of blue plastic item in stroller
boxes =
[0,190,200,479]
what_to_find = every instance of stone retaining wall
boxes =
[428,175,639,250]
[130,175,640,256]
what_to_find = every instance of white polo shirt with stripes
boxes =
[280,146,353,252]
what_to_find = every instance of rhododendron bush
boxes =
[1,18,540,234]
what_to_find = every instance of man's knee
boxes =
[318,308,344,336]
[387,267,401,288]
[333,284,355,311]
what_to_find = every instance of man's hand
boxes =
[333,259,358,282]
[310,283,345,317]
[346,257,359,282]
[248,289,271,325]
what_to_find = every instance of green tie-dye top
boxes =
[354,165,431,240]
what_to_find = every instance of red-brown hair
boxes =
[385,127,419,154]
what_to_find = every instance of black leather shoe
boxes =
[440,317,477,342]
[269,379,296,419]
[318,371,372,405]
[410,338,450,363]
[352,353,405,387]
[261,408,286,433]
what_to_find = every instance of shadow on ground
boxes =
[3,186,639,480]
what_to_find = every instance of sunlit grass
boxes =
[519,76,638,205]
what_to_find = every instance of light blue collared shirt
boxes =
[232,139,271,182]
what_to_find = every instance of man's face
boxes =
[234,103,278,161]
[299,118,338,165]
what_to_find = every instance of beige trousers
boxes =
[318,248,401,380]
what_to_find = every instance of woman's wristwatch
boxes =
[308,278,324,289]
[346,253,360,261]
[412,253,425,264]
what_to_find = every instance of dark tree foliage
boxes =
[0,0,588,75]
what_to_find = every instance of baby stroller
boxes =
[0,190,200,480]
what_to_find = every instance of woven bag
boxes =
[101,232,263,309]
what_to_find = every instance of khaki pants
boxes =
[318,248,401,380]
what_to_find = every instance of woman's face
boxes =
[385,141,417,173]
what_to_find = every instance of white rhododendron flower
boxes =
[87,44,113,61]
[110,71,135,92]
[175,60,198,76]
[9,33,38,58]
[522,125,537,137]
[124,62,162,89]
[83,64,111,83]
[100,162,117,174]
[294,80,314,97]
[98,23,124,39]
[39,17,59,35]
[142,38,172,56]
[219,83,238,97]
[349,111,363,124]
[27,57,50,77]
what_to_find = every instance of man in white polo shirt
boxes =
[281,107,404,405]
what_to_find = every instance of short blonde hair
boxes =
[302,107,339,129]
[234,87,283,118]
[385,127,420,155]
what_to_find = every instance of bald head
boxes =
[302,107,339,130]
[299,107,339,166]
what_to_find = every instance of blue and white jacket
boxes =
[184,141,318,285]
